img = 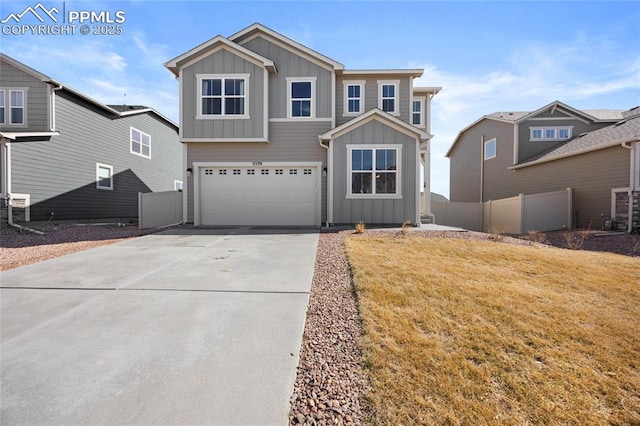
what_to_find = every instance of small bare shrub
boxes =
[527,230,549,245]
[355,221,366,234]
[562,230,588,250]
[632,238,640,255]
[400,220,412,236]
[487,226,506,242]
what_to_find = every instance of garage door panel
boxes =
[200,166,318,226]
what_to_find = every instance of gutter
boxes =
[318,135,330,227]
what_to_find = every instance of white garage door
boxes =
[199,164,319,226]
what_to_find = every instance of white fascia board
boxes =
[413,86,442,95]
[340,69,424,77]
[164,35,276,76]
[229,23,344,71]
[0,131,59,139]
[320,109,429,142]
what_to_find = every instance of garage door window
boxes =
[347,145,401,198]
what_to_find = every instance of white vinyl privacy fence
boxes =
[138,191,183,229]
[433,188,572,234]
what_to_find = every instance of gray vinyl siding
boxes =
[336,75,412,126]
[517,119,611,163]
[185,121,331,223]
[0,60,49,132]
[332,120,418,224]
[241,36,332,119]
[449,120,514,202]
[10,90,180,221]
[181,49,265,139]
[510,146,629,228]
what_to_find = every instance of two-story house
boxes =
[164,23,440,226]
[446,101,640,231]
[0,53,182,223]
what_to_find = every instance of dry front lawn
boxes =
[345,236,640,425]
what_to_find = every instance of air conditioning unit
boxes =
[9,193,30,222]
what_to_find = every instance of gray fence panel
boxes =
[138,191,183,229]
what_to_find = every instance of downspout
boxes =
[480,135,485,202]
[318,136,330,227]
[50,81,63,131]
[621,141,635,233]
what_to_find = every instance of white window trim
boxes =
[130,127,151,159]
[529,126,573,141]
[196,73,250,120]
[412,96,425,128]
[342,80,365,116]
[287,77,316,119]
[0,88,27,126]
[346,144,402,199]
[96,163,114,190]
[484,138,496,160]
[174,180,183,191]
[377,80,400,116]
[0,89,5,125]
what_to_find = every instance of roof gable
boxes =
[229,23,344,71]
[516,101,603,124]
[164,35,276,76]
[445,115,515,157]
[320,108,430,142]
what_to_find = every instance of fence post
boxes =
[519,193,525,234]
[138,192,143,229]
[566,188,572,229]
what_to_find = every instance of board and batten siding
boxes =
[335,75,412,127]
[449,120,514,202]
[240,36,333,119]
[0,60,50,132]
[510,146,630,228]
[517,118,612,163]
[10,90,181,220]
[181,49,266,140]
[331,120,418,224]
[185,120,331,223]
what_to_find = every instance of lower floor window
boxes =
[349,146,400,196]
[96,163,113,190]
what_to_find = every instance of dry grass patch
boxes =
[345,236,640,425]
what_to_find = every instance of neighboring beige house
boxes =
[446,101,640,231]
[164,23,440,226]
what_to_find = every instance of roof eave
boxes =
[509,136,640,170]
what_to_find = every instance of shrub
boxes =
[355,221,366,234]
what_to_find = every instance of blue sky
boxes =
[2,1,639,197]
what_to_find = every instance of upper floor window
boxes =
[197,74,249,119]
[530,126,572,141]
[343,81,364,115]
[174,180,183,191]
[378,81,399,115]
[484,138,496,160]
[412,97,425,127]
[130,127,151,158]
[347,145,402,198]
[0,89,25,125]
[287,77,316,118]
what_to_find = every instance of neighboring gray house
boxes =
[164,23,440,226]
[0,53,181,222]
[446,101,640,231]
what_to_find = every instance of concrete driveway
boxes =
[1,227,319,425]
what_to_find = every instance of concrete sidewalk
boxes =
[1,227,319,425]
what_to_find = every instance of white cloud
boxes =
[411,34,640,198]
